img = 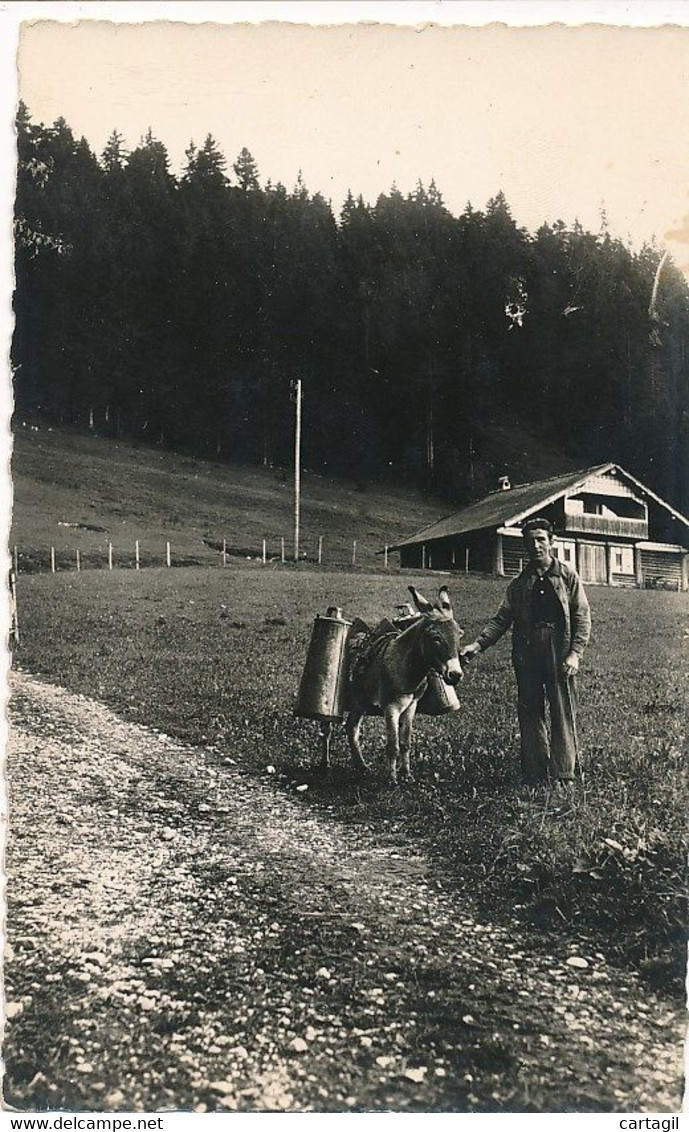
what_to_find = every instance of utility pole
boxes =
[293,379,302,563]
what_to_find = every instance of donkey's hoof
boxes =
[399,772,415,784]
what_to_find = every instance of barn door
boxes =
[610,544,635,585]
[578,542,607,584]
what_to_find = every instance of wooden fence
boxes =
[11,538,397,576]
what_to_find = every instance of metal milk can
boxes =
[294,606,352,722]
[392,602,419,631]
[419,671,461,715]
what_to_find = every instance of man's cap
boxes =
[522,516,554,536]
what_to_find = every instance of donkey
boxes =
[346,585,463,784]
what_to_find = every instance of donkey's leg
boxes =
[399,701,419,782]
[345,706,370,773]
[384,704,402,785]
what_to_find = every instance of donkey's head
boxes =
[409,585,464,686]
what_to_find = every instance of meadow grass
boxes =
[11,565,687,994]
[11,425,447,573]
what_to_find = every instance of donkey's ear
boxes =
[437,586,453,615]
[408,585,434,614]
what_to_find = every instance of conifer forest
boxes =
[12,104,689,512]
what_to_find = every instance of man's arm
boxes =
[562,571,591,676]
[569,573,591,657]
[461,585,515,658]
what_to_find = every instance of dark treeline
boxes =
[13,103,689,511]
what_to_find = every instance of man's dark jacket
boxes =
[476,558,591,663]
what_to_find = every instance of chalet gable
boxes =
[389,464,689,589]
[505,465,688,547]
[389,463,689,553]
[503,465,652,527]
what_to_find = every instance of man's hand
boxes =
[460,641,482,662]
[562,653,580,678]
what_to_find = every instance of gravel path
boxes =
[4,671,684,1113]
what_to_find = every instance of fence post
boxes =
[352,540,357,567]
[222,539,227,567]
[384,544,388,568]
[51,547,56,574]
[281,537,285,564]
[422,544,426,571]
[465,548,470,574]
[166,541,171,568]
[318,536,323,566]
[262,539,267,565]
[108,543,113,571]
[76,549,81,572]
[135,540,140,571]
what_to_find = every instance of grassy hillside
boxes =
[10,424,451,573]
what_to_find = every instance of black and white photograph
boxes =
[2,1,687,1119]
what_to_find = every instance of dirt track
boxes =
[4,671,684,1113]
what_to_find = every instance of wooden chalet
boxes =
[389,464,689,590]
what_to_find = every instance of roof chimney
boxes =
[498,475,511,491]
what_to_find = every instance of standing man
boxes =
[460,517,591,790]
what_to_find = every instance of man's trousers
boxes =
[513,625,578,784]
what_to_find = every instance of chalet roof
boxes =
[388,462,689,550]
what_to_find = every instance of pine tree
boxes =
[427,178,444,209]
[101,130,127,174]
[182,140,197,181]
[233,147,260,191]
[196,134,228,188]
[293,169,308,200]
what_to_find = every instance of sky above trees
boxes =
[16,18,689,273]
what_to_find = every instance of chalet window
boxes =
[553,540,575,564]
[583,500,603,515]
[611,546,634,574]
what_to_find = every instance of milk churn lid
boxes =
[325,606,343,619]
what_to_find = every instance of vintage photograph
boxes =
[3,3,687,1116]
